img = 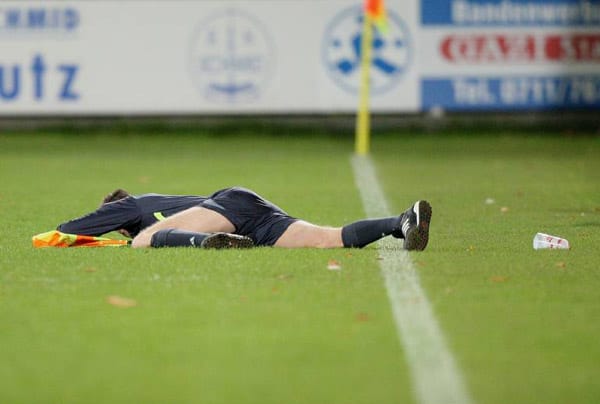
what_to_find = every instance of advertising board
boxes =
[420,0,600,110]
[0,1,597,114]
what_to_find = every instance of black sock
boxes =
[150,229,210,248]
[341,217,401,248]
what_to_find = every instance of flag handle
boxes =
[355,13,373,155]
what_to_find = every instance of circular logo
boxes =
[188,9,275,103]
[322,6,412,95]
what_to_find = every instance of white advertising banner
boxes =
[0,1,419,115]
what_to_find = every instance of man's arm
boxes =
[57,197,141,237]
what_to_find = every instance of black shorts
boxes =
[200,187,297,246]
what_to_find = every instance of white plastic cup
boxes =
[533,233,570,250]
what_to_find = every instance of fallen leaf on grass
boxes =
[485,197,496,205]
[500,207,510,213]
[355,312,370,322]
[106,295,137,308]
[327,259,341,271]
[490,276,509,283]
[84,267,97,273]
[556,262,566,268]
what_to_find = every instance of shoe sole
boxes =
[200,233,255,249]
[403,200,432,251]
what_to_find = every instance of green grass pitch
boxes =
[0,128,599,404]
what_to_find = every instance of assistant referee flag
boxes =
[365,0,388,32]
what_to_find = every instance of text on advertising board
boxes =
[0,6,79,32]
[422,0,600,26]
[441,33,600,62]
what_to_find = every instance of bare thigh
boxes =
[131,206,235,248]
[274,220,343,248]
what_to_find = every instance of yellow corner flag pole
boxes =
[355,11,373,155]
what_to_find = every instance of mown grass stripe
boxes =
[351,154,473,404]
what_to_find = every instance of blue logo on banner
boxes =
[188,9,275,103]
[421,75,600,110]
[422,0,600,26]
[322,5,412,94]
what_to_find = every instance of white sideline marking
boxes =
[351,155,473,404]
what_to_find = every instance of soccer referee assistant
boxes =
[57,187,432,251]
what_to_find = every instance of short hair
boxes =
[102,189,130,205]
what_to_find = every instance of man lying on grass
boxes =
[57,187,432,251]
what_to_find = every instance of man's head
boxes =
[102,188,130,205]
[101,189,132,238]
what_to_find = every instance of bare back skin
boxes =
[130,207,343,249]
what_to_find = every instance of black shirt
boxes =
[57,194,207,237]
